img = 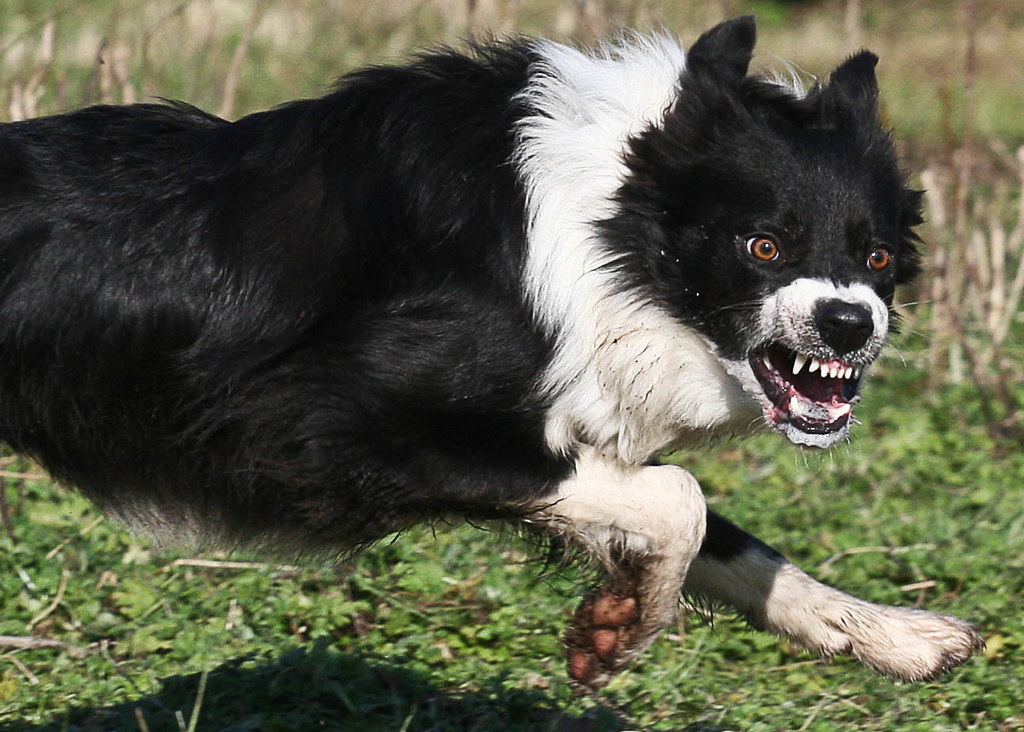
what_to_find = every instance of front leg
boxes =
[686,511,985,681]
[528,447,706,689]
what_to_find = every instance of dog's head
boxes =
[603,17,922,448]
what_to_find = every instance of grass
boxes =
[1,338,1022,731]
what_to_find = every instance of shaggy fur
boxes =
[0,16,982,688]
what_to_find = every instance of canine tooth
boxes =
[762,354,774,372]
[809,358,820,374]
[792,353,808,375]
[854,366,863,378]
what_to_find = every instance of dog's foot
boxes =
[685,535,985,682]
[818,604,985,681]
[565,582,641,688]
[749,564,985,681]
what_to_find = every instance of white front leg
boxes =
[528,447,706,687]
[684,531,985,681]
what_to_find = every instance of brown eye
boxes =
[867,248,892,271]
[747,236,780,262]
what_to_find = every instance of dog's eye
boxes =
[867,248,892,271]
[747,236,780,262]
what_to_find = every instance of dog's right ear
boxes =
[685,16,757,82]
[821,50,880,126]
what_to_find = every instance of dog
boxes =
[0,16,983,689]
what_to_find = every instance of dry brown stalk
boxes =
[218,1,269,120]
[0,635,88,658]
[26,569,70,631]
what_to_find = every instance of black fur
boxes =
[0,41,567,549]
[602,51,922,361]
[0,22,919,562]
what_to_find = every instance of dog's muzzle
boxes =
[744,284,889,448]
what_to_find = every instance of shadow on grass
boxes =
[0,639,653,732]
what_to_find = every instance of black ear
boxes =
[822,50,880,123]
[686,16,757,81]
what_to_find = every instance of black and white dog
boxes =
[0,17,982,688]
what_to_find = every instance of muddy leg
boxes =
[529,448,706,688]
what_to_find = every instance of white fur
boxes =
[528,447,707,675]
[515,35,758,463]
[684,546,984,681]
[758,278,890,361]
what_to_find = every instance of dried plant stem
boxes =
[218,1,269,120]
[26,569,70,631]
[0,635,87,657]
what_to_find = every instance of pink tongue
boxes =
[787,392,851,423]
[791,370,839,403]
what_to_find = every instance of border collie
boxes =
[0,17,982,688]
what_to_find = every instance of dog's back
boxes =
[0,48,563,549]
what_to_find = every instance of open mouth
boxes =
[750,344,864,439]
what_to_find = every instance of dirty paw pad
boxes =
[565,586,640,687]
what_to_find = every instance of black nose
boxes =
[814,299,874,356]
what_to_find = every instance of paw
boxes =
[564,584,640,688]
[840,606,985,682]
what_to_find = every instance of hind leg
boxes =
[528,447,706,688]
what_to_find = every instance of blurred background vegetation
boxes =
[0,2,1022,730]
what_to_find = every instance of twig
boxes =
[26,569,69,631]
[797,694,833,732]
[0,635,88,658]
[1,653,40,685]
[186,668,210,732]
[765,658,828,672]
[218,0,268,119]
[0,470,49,480]
[10,20,55,121]
[166,558,298,572]
[0,476,14,544]
[817,543,936,577]
[100,639,175,719]
[45,515,105,560]
[134,708,152,732]
[900,580,937,593]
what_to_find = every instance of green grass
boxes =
[1,342,1022,731]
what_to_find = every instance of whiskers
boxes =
[683,298,766,341]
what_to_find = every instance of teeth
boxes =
[798,357,864,380]
[792,353,808,375]
[764,349,867,381]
